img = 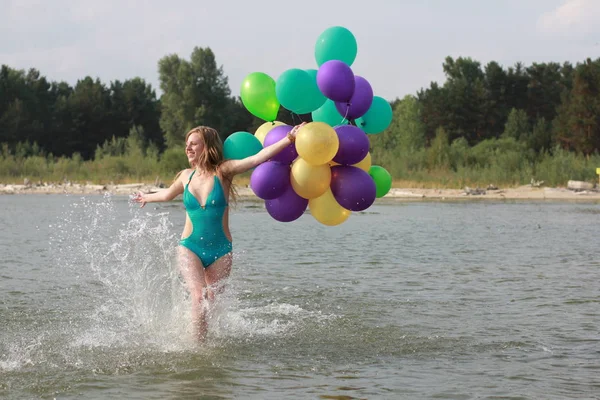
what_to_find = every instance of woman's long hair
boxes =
[184,126,237,203]
[185,126,223,172]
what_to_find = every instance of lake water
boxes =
[1,194,599,399]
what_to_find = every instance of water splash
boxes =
[48,195,324,350]
[2,194,333,384]
[0,336,40,371]
[51,194,192,351]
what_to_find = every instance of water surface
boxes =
[1,195,599,399]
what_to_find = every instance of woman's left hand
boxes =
[289,122,306,139]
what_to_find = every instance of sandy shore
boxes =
[1,181,599,201]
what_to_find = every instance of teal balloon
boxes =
[276,68,325,114]
[311,99,347,127]
[315,26,357,66]
[305,69,327,111]
[355,96,393,134]
[224,131,263,160]
[305,69,319,81]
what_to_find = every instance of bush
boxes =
[1,137,597,188]
[21,156,48,178]
[535,147,600,186]
[159,146,188,175]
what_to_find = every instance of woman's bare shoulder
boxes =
[174,168,194,185]
[218,160,234,175]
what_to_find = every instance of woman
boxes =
[132,124,303,340]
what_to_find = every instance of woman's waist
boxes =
[180,228,230,242]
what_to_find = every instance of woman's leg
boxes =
[178,246,209,340]
[204,253,233,300]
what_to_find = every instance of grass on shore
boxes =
[1,137,599,189]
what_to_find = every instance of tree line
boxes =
[415,56,600,155]
[1,48,599,183]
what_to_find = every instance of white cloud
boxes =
[537,0,600,36]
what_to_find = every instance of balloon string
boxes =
[339,102,351,126]
[291,112,305,125]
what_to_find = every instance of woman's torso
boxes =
[181,169,232,243]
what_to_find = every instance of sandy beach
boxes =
[1,181,599,201]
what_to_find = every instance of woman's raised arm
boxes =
[221,123,305,177]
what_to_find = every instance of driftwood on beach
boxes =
[463,187,487,196]
[567,180,595,191]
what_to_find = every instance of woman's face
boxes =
[185,132,204,165]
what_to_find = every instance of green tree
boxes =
[525,62,564,125]
[427,126,451,169]
[505,62,529,112]
[66,77,112,158]
[419,57,487,145]
[442,57,488,143]
[0,66,53,149]
[159,47,232,147]
[502,108,530,141]
[110,78,163,149]
[392,95,426,151]
[553,58,600,154]
[47,81,75,155]
[483,61,510,139]
[530,117,552,153]
[223,96,256,135]
[417,81,448,144]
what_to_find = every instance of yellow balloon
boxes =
[309,188,351,226]
[254,121,285,145]
[329,152,371,171]
[353,152,371,172]
[291,158,331,199]
[295,122,339,165]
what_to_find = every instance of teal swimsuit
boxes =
[179,170,232,268]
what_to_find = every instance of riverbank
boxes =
[1,181,599,201]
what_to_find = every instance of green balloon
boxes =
[276,68,325,115]
[240,72,280,121]
[223,131,263,160]
[311,99,347,127]
[356,96,393,134]
[369,165,392,198]
[315,26,357,66]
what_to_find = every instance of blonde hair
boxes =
[185,126,224,172]
[184,125,237,204]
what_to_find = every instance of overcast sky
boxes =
[1,0,599,101]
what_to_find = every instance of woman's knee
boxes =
[190,283,209,300]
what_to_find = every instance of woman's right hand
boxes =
[131,192,147,208]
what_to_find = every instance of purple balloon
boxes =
[250,161,290,200]
[263,125,298,164]
[265,185,308,222]
[317,60,355,103]
[333,125,370,165]
[330,166,376,212]
[335,76,373,120]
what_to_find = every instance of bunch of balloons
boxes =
[225,26,393,226]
